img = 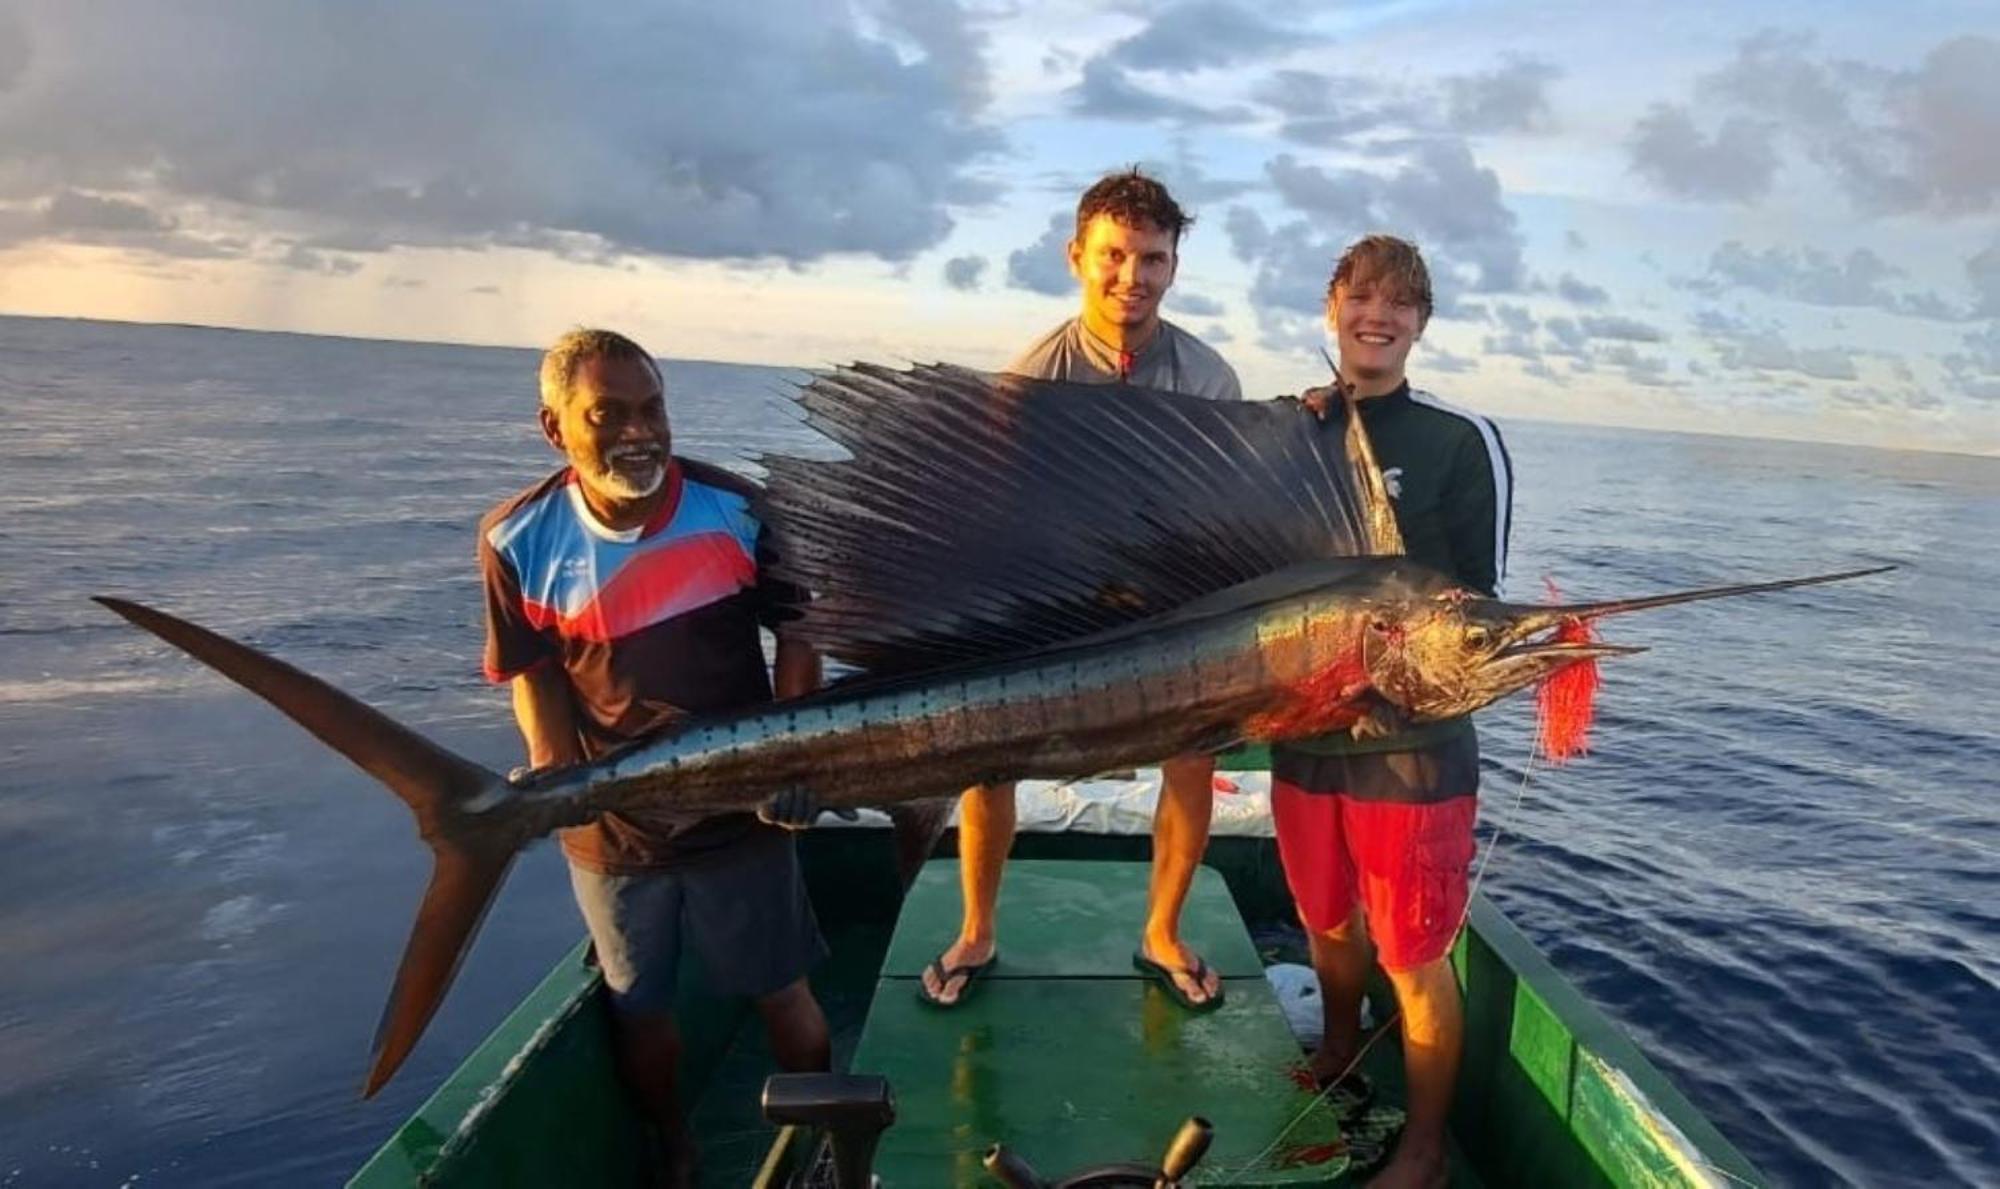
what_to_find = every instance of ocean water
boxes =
[0,315,1994,1187]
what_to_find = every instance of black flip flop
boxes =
[1131,951,1226,1013]
[916,950,998,1008]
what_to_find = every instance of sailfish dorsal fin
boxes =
[757,363,1387,675]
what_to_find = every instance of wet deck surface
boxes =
[859,860,1352,1186]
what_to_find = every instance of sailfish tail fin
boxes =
[93,596,521,1098]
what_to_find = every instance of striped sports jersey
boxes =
[480,459,797,871]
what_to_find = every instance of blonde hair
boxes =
[538,328,662,409]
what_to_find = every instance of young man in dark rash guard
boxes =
[1284,236,1513,1189]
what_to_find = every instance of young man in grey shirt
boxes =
[919,169,1240,1011]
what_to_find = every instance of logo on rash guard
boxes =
[1382,467,1404,500]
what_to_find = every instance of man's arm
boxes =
[510,664,585,771]
[1442,425,1512,597]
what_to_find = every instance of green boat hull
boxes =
[350,814,1760,1188]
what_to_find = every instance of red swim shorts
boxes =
[1270,784,1478,971]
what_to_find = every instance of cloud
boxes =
[1693,240,1963,318]
[1069,57,1254,125]
[41,189,174,232]
[1943,322,2000,402]
[1252,71,1425,145]
[383,276,426,290]
[1578,314,1665,342]
[1201,322,1234,345]
[1424,345,1478,374]
[1483,330,1539,360]
[1262,139,1526,300]
[1493,303,1536,334]
[1554,273,1608,305]
[1565,229,1587,251]
[1140,143,1259,205]
[0,3,1001,266]
[1264,154,1376,227]
[943,253,987,291]
[1170,291,1224,317]
[1104,1,1305,73]
[1627,104,1780,202]
[1634,30,2000,216]
[1006,212,1073,296]
[1969,243,2000,318]
[278,243,362,275]
[1223,205,1271,264]
[1693,308,1862,381]
[1444,58,1559,134]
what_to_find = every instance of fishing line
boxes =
[1220,748,1544,1179]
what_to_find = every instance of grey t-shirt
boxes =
[1004,317,1242,400]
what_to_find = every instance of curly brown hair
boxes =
[1327,234,1433,322]
[1074,167,1192,244]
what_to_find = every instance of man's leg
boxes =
[1372,957,1461,1189]
[920,782,1015,1005]
[1305,906,1373,1082]
[1269,753,1365,1073]
[755,976,832,1072]
[685,829,833,1071]
[569,864,698,1186]
[1346,791,1478,1189]
[1137,753,1221,1005]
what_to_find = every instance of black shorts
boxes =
[1271,729,1481,803]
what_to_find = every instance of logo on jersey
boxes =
[1382,466,1404,500]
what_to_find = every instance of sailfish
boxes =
[95,363,1889,1096]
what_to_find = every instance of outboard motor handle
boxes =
[984,1142,1048,1189]
[1158,1116,1213,1182]
[761,1072,895,1189]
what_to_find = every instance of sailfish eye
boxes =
[1465,626,1492,650]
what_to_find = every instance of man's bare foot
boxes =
[1307,1043,1360,1085]
[919,936,995,1006]
[1137,935,1222,1007]
[1365,1137,1448,1189]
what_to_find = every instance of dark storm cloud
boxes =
[1633,30,2000,216]
[1006,213,1073,297]
[0,2,1000,265]
[943,254,987,291]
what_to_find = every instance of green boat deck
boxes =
[351,828,1763,1188]
[857,860,1357,1185]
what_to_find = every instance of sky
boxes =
[0,1,1995,455]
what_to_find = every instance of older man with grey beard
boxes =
[479,328,831,1186]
